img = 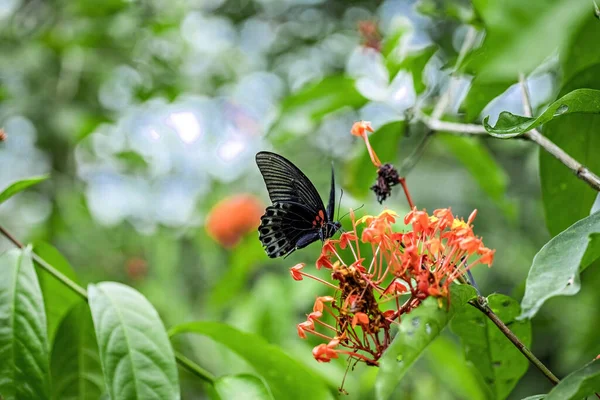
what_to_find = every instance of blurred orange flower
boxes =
[206,194,264,248]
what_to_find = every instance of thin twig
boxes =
[468,295,560,386]
[0,224,212,383]
[418,111,488,135]
[0,225,87,298]
[518,73,600,192]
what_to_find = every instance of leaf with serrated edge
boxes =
[51,301,104,399]
[88,282,180,400]
[169,321,334,400]
[520,212,600,319]
[483,89,600,137]
[0,248,50,399]
[375,284,477,400]
[451,294,531,400]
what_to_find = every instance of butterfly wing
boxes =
[255,151,325,214]
[258,202,321,258]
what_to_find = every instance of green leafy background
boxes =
[1,0,600,399]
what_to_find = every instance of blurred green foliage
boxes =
[1,0,600,399]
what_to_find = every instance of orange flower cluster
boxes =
[206,194,264,248]
[292,207,494,365]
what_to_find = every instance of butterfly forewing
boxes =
[255,151,325,214]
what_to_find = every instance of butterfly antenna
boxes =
[339,204,365,222]
[336,188,344,221]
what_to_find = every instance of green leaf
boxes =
[169,322,335,400]
[50,302,104,400]
[520,212,600,319]
[425,336,492,400]
[0,248,50,400]
[439,134,514,218]
[561,14,600,84]
[545,359,600,400]
[87,282,180,400]
[115,151,148,172]
[214,374,274,400]
[459,77,513,122]
[483,89,600,137]
[0,175,49,206]
[345,121,405,199]
[33,242,81,344]
[375,284,477,400]
[521,396,546,400]
[540,70,600,236]
[270,76,367,141]
[386,46,437,94]
[464,0,589,82]
[451,294,531,400]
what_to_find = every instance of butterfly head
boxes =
[320,220,342,242]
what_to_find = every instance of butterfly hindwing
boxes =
[258,203,321,258]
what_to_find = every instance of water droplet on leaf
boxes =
[554,104,569,116]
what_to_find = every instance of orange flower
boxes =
[313,343,339,363]
[291,206,494,369]
[350,121,381,167]
[206,194,264,248]
[290,263,305,280]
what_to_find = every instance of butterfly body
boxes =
[256,151,341,258]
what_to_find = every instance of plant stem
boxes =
[0,223,212,384]
[0,225,87,298]
[468,295,560,386]
[518,73,600,192]
[174,351,215,383]
[398,177,415,209]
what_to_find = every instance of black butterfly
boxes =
[256,151,341,258]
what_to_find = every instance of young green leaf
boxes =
[33,241,81,344]
[0,248,50,400]
[214,374,274,400]
[545,359,600,400]
[87,282,180,400]
[0,175,49,206]
[451,294,532,400]
[520,212,600,319]
[169,321,335,400]
[50,302,104,399]
[483,89,600,137]
[375,284,477,400]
